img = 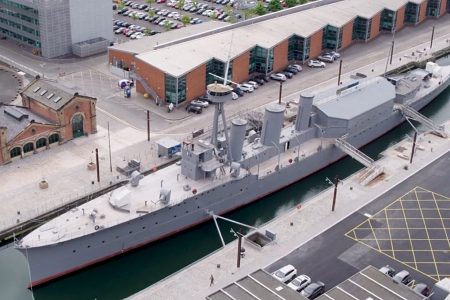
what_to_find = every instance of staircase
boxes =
[129,71,160,101]
[395,104,447,138]
[335,137,384,185]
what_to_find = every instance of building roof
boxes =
[136,0,424,78]
[21,79,93,111]
[0,105,56,143]
[316,77,395,120]
[109,21,228,55]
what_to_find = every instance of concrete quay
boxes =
[128,122,450,300]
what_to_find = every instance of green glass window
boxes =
[288,35,310,62]
[322,25,341,50]
[165,74,186,104]
[248,46,273,75]
[352,17,370,41]
[427,0,440,17]
[9,147,21,158]
[405,3,419,24]
[206,59,232,85]
[380,9,396,31]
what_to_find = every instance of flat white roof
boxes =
[136,0,429,77]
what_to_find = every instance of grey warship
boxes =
[16,62,450,287]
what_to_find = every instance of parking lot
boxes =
[113,0,238,43]
[266,151,450,298]
[346,186,450,282]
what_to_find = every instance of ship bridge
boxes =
[313,77,396,138]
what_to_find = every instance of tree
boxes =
[253,2,267,16]
[176,0,185,9]
[117,1,125,10]
[131,13,138,21]
[181,15,191,27]
[146,0,155,6]
[210,11,218,19]
[148,9,155,18]
[284,0,298,8]
[163,20,172,31]
[299,0,307,4]
[143,28,151,36]
[243,8,256,20]
[224,4,236,23]
[267,0,282,12]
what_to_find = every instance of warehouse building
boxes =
[0,0,113,58]
[109,0,449,105]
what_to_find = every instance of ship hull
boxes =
[18,77,450,287]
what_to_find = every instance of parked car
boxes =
[233,87,244,96]
[252,77,265,85]
[318,54,335,63]
[379,265,395,277]
[118,79,134,89]
[287,274,311,292]
[186,104,203,114]
[254,74,269,82]
[308,60,326,68]
[191,99,209,108]
[271,265,297,283]
[300,282,325,299]
[247,81,259,89]
[413,283,431,297]
[270,73,287,81]
[288,64,302,72]
[282,71,294,79]
[324,50,340,59]
[231,92,239,100]
[285,66,298,74]
[115,28,124,34]
[393,270,412,285]
[238,83,254,92]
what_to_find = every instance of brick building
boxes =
[108,0,449,105]
[0,78,97,165]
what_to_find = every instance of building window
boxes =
[23,142,34,153]
[352,17,370,41]
[36,137,46,149]
[288,35,310,62]
[10,147,21,158]
[380,9,395,31]
[404,3,420,24]
[322,25,341,50]
[48,133,59,144]
[427,0,440,17]
[248,46,273,75]
[165,74,186,105]
[206,59,232,85]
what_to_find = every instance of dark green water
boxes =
[1,56,449,300]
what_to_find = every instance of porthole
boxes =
[142,226,146,229]
[186,211,189,213]
[102,241,105,243]
[129,231,132,234]
[155,222,158,225]
[115,236,119,239]
[87,245,91,248]
[174,215,177,218]
[72,250,76,253]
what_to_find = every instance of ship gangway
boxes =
[334,137,384,185]
[395,104,447,138]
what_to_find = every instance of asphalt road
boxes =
[0,68,20,103]
[266,151,450,293]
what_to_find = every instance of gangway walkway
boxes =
[334,137,384,185]
[395,104,447,138]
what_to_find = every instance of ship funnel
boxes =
[230,118,247,161]
[295,92,314,132]
[261,103,285,146]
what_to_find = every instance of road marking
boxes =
[384,209,395,259]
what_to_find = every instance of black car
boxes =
[301,282,325,299]
[285,66,298,74]
[186,104,203,114]
[282,71,294,79]
[251,77,265,85]
[254,74,269,83]
[233,87,244,96]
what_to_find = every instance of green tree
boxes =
[148,9,155,17]
[224,4,236,23]
[253,2,267,16]
[146,0,155,6]
[243,8,256,20]
[164,20,172,31]
[176,0,185,9]
[131,13,138,21]
[143,28,151,36]
[284,0,298,8]
[181,15,191,26]
[299,0,307,4]
[267,0,282,11]
[117,1,125,10]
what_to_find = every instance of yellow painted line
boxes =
[416,189,441,281]
[384,208,450,210]
[353,227,447,230]
[367,217,381,251]
[377,249,450,252]
[369,217,450,220]
[385,208,396,259]
[399,196,418,269]
[350,238,449,241]
[431,190,450,250]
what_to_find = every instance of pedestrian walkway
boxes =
[128,122,450,300]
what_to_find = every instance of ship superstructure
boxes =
[16,62,450,287]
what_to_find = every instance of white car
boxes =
[270,73,287,81]
[289,64,302,72]
[318,54,335,63]
[287,274,311,292]
[271,265,297,283]
[191,99,209,108]
[308,60,326,68]
[325,51,341,59]
[239,83,254,93]
[247,81,259,89]
[232,92,239,100]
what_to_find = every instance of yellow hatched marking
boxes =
[431,190,450,249]
[367,217,381,251]
[396,196,418,269]
[415,188,440,281]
